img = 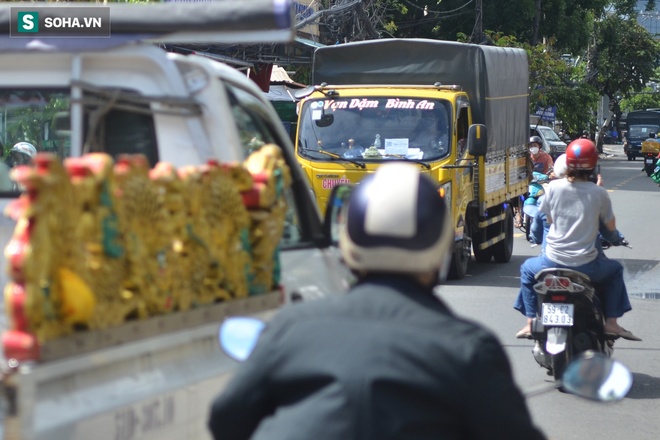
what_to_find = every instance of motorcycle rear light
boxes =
[544,276,572,289]
[550,295,568,301]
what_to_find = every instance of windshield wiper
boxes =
[382,154,432,170]
[312,149,366,169]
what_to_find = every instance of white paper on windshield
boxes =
[377,147,423,159]
[384,138,409,155]
[311,109,323,120]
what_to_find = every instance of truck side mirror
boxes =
[51,111,71,137]
[323,183,352,246]
[218,317,265,362]
[467,124,488,157]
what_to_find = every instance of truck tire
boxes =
[492,207,514,263]
[448,235,470,279]
[471,225,492,263]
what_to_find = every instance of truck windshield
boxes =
[537,126,561,141]
[0,89,71,159]
[297,97,451,162]
[628,125,660,139]
[0,89,70,193]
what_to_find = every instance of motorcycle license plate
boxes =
[542,303,574,326]
[646,158,655,164]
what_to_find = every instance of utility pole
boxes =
[473,0,483,44]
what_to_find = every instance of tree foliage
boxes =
[588,13,660,101]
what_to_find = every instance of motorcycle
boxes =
[529,237,631,381]
[643,151,658,177]
[218,317,633,401]
[641,138,660,176]
[519,172,549,243]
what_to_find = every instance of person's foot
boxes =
[604,325,642,341]
[515,327,533,339]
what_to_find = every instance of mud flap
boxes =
[545,327,568,355]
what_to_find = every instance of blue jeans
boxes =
[514,254,632,318]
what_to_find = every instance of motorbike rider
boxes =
[0,142,37,191]
[516,136,555,229]
[209,163,547,440]
[530,153,608,247]
[514,138,641,342]
[642,132,659,172]
[528,135,554,174]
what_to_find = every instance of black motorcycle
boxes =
[529,236,630,381]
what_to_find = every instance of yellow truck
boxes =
[294,39,530,279]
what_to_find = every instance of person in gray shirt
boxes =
[514,139,640,342]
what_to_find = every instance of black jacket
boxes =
[209,275,546,440]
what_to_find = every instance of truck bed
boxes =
[1,293,279,440]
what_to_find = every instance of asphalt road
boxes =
[439,144,660,440]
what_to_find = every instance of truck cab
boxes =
[623,110,660,160]
[295,85,468,213]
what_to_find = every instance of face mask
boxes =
[529,147,539,155]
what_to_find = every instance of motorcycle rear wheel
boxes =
[550,350,570,382]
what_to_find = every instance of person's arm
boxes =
[599,191,616,233]
[544,155,554,174]
[461,335,547,440]
[208,323,280,440]
[603,216,616,232]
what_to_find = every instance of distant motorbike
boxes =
[643,151,657,176]
[641,139,660,176]
[529,237,631,381]
[519,172,549,243]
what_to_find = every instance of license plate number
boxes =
[542,303,574,326]
[646,158,654,164]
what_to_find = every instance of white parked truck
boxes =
[0,2,350,439]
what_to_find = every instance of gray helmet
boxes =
[339,163,453,274]
[529,136,543,146]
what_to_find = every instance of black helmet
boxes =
[339,163,452,274]
[529,136,542,145]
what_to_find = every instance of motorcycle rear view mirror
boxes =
[561,351,633,402]
[218,317,265,362]
[525,351,633,402]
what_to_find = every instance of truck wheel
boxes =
[448,236,470,279]
[492,207,514,263]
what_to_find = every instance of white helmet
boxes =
[339,163,453,274]
[553,153,567,179]
[11,142,37,158]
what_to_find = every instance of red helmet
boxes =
[566,138,598,170]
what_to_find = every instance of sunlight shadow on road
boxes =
[625,372,660,400]
[443,255,527,289]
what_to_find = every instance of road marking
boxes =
[607,173,646,192]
